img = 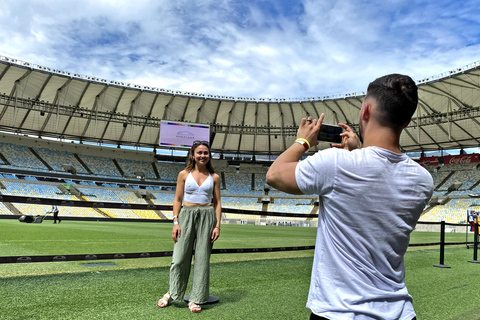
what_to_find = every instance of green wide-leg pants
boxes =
[169,206,216,304]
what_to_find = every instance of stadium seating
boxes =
[116,158,157,179]
[0,142,48,171]
[0,140,479,224]
[420,199,476,223]
[34,147,88,174]
[154,162,184,182]
[76,154,122,177]
[1,181,74,200]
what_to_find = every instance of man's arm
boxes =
[266,114,323,195]
[266,144,305,195]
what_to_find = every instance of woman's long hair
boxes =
[184,141,215,173]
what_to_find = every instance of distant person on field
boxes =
[266,74,434,320]
[156,140,222,313]
[52,205,61,224]
[468,211,475,232]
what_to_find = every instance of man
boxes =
[266,74,433,320]
[52,205,61,224]
[468,210,475,232]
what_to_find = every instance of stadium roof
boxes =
[0,55,479,156]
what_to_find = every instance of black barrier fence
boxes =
[1,219,479,265]
[468,221,480,264]
[0,246,316,264]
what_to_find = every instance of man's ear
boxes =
[361,102,371,122]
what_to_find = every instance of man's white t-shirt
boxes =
[295,146,433,320]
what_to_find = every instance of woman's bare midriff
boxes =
[183,202,213,207]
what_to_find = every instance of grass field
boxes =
[1,219,480,319]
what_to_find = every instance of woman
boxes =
[156,140,222,313]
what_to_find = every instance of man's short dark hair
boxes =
[365,74,418,128]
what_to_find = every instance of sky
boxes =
[1,0,480,100]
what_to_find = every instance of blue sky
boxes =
[1,0,480,99]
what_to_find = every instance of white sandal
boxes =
[188,301,201,313]
[156,293,171,308]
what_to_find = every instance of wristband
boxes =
[173,221,179,226]
[173,215,178,219]
[295,139,309,152]
[296,138,311,149]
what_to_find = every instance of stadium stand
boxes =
[420,199,478,223]
[1,181,73,200]
[154,161,184,182]
[76,154,122,177]
[116,158,157,179]
[34,147,88,174]
[0,142,48,171]
[1,56,480,227]
[0,132,479,225]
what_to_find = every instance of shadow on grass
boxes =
[447,307,480,320]
[0,258,312,319]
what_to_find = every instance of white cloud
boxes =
[1,0,479,99]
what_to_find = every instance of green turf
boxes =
[1,219,479,319]
[0,220,318,256]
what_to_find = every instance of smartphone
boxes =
[318,124,343,143]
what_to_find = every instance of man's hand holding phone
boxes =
[298,115,361,152]
[317,123,343,144]
[331,123,361,151]
[297,114,324,148]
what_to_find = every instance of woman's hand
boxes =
[211,227,220,243]
[172,225,181,243]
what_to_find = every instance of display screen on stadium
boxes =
[159,120,210,148]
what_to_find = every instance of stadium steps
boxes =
[28,148,53,171]
[1,199,22,215]
[220,172,226,190]
[75,194,111,218]
[94,208,115,218]
[112,159,124,177]
[308,204,318,219]
[73,154,93,174]
[151,162,160,179]
[421,205,436,217]
[0,152,10,165]
[469,179,480,191]
[0,190,22,215]
[435,171,456,191]
[132,191,166,219]
[145,198,167,219]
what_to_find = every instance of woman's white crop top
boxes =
[183,172,214,204]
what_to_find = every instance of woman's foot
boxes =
[188,301,201,313]
[156,293,171,308]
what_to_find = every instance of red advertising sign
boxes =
[419,154,479,166]
[443,154,479,165]
[419,157,439,166]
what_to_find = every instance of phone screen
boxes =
[318,124,343,143]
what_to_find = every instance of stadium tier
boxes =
[34,147,88,174]
[76,154,123,177]
[0,142,49,171]
[116,158,157,179]
[0,134,478,223]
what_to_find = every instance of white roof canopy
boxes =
[0,56,479,155]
